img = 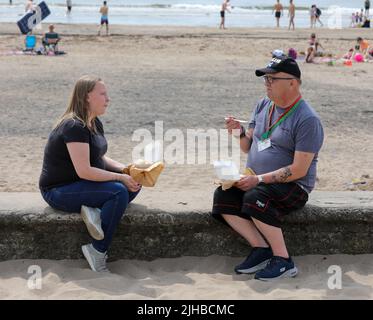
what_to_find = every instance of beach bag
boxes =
[316,8,322,16]
[123,161,165,187]
[25,34,36,50]
[288,48,297,60]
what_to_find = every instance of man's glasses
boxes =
[263,75,297,85]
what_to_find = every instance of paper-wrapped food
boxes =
[123,159,165,187]
[214,161,256,191]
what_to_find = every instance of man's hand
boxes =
[235,175,259,191]
[225,116,242,136]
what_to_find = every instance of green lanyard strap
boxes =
[261,97,303,140]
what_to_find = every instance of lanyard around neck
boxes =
[261,96,302,140]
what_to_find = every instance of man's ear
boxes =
[290,79,298,87]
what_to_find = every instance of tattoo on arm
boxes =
[271,166,292,183]
[271,172,277,183]
[280,166,292,182]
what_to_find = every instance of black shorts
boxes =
[275,11,281,18]
[212,183,308,228]
[220,11,225,18]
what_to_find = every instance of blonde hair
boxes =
[54,75,102,132]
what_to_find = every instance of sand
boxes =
[0,255,372,299]
[0,24,372,299]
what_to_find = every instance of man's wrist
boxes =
[233,125,245,139]
[257,175,264,184]
[239,125,246,139]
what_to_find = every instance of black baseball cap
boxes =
[255,56,301,79]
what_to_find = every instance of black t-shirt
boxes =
[39,117,108,190]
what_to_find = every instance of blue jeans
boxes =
[41,180,140,253]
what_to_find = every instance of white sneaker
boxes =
[82,244,110,273]
[80,205,104,240]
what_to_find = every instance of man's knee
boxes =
[213,186,224,203]
[213,186,237,205]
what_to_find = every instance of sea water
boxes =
[0,0,367,28]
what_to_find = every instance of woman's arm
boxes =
[67,142,121,181]
[66,142,141,191]
[103,155,127,173]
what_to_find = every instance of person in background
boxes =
[357,37,370,56]
[315,5,323,27]
[343,48,354,60]
[219,0,232,30]
[355,11,359,26]
[25,0,35,13]
[98,1,110,36]
[308,33,324,54]
[359,9,364,24]
[273,0,284,28]
[288,0,295,30]
[305,46,316,63]
[42,24,61,54]
[362,16,371,28]
[350,13,356,28]
[66,0,72,14]
[310,5,317,28]
[365,0,371,17]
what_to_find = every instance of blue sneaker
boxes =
[234,247,273,274]
[254,256,298,281]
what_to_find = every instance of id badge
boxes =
[258,139,271,152]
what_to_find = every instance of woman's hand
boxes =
[235,175,259,191]
[118,174,142,192]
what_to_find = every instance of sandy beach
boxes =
[1,23,372,299]
[1,255,372,299]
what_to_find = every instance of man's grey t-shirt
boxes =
[246,97,324,193]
